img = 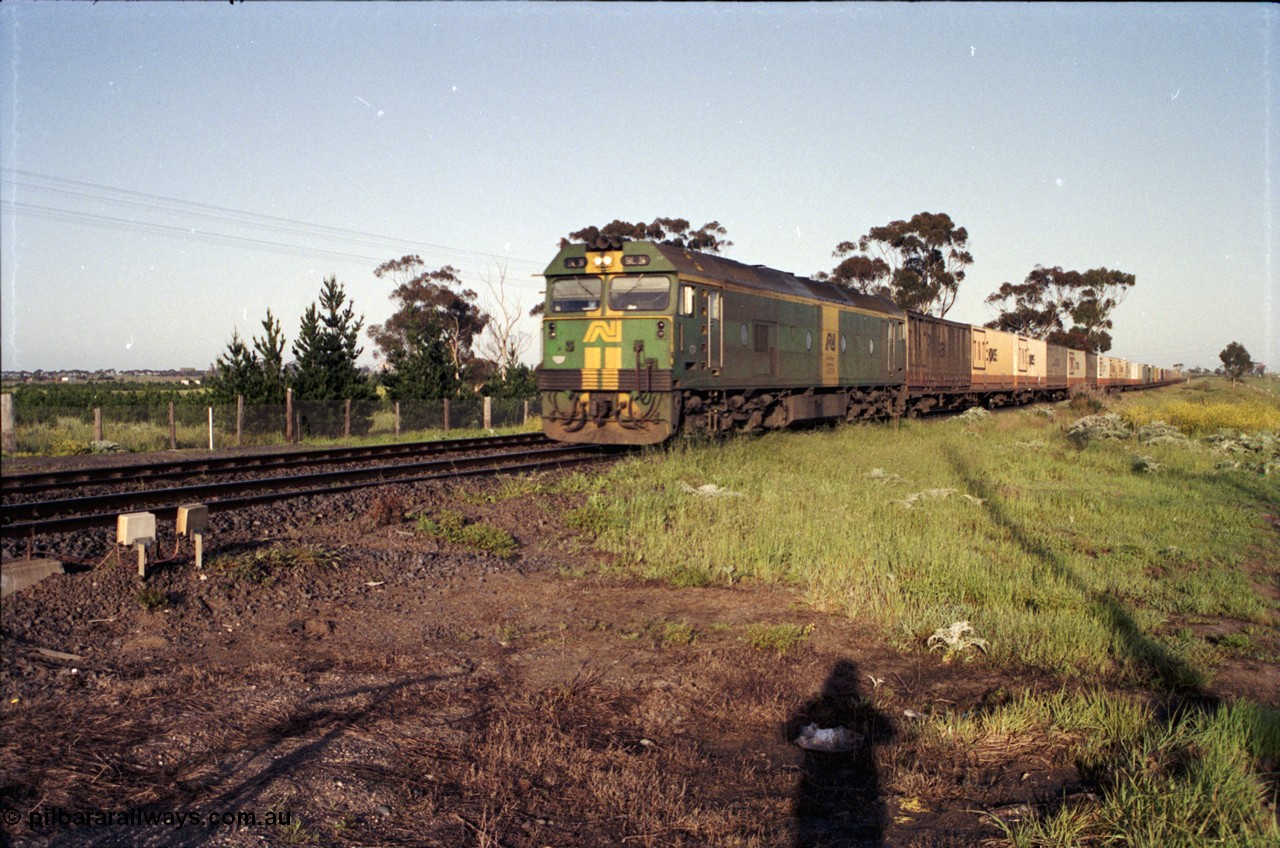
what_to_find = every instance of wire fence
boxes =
[1,394,538,455]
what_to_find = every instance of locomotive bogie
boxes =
[541,388,676,445]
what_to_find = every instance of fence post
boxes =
[483,396,492,430]
[523,399,530,425]
[169,401,176,450]
[207,407,214,450]
[285,388,294,442]
[443,398,450,432]
[236,395,244,447]
[1,393,14,454]
[94,408,103,442]
[344,399,351,438]
[395,401,401,437]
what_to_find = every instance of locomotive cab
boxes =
[539,238,679,444]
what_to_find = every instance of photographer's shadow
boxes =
[788,659,893,847]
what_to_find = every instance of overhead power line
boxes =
[0,168,548,276]
[1,200,401,267]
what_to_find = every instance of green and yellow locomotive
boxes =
[538,238,908,445]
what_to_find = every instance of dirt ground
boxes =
[1,457,1275,848]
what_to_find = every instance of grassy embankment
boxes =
[565,376,1279,845]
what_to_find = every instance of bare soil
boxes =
[1,452,1276,848]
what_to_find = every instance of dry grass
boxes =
[1121,399,1280,435]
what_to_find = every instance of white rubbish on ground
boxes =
[927,621,990,655]
[678,482,744,498]
[893,488,986,508]
[794,723,861,752]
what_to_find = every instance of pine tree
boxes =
[253,309,288,404]
[208,309,291,405]
[208,331,263,403]
[291,276,373,402]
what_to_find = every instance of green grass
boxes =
[5,405,540,456]
[209,544,340,585]
[415,510,518,558]
[959,691,1280,847]
[569,381,1278,687]
[742,621,813,654]
[641,617,698,648]
[135,587,170,611]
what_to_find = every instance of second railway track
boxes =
[1,435,627,539]
[0,432,555,497]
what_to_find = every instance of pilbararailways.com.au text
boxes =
[17,807,292,830]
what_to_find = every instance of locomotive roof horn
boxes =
[589,235,628,251]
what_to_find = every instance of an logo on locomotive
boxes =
[584,320,623,343]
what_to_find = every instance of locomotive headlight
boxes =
[592,255,613,267]
[548,322,557,339]
[656,321,666,338]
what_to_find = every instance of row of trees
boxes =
[566,214,1130,354]
[208,261,535,407]
[211,212,1223,408]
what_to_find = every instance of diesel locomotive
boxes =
[536,238,1182,445]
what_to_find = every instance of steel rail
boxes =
[0,445,621,539]
[2,444,603,525]
[0,432,552,495]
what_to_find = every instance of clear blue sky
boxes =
[2,2,1275,373]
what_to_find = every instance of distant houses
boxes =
[1,368,208,385]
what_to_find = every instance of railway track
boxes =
[1,435,625,539]
[0,432,554,497]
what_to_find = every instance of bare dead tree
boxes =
[476,261,531,378]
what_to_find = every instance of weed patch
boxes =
[1122,398,1280,435]
[926,620,990,660]
[209,544,340,585]
[135,587,169,611]
[1067,413,1132,446]
[644,618,696,648]
[743,622,813,654]
[415,510,518,558]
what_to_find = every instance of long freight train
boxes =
[537,238,1182,445]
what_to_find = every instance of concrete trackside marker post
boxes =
[94,408,103,442]
[1,559,64,598]
[177,504,208,569]
[286,388,294,442]
[395,401,401,437]
[484,396,492,430]
[169,401,177,450]
[208,407,214,450]
[1,393,14,454]
[117,512,157,579]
